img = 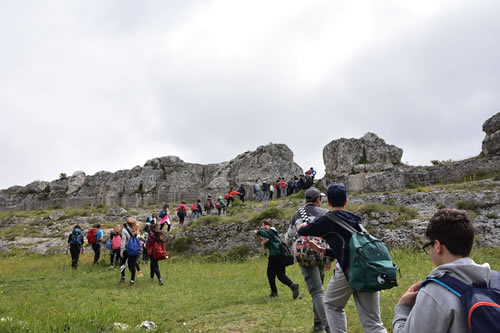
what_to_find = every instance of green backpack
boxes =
[325,214,398,292]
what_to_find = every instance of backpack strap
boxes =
[298,207,310,224]
[323,213,359,235]
[419,274,470,297]
[267,229,282,244]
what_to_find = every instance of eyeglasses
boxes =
[422,240,435,255]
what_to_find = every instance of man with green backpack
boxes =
[298,184,393,333]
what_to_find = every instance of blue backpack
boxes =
[70,229,83,245]
[125,228,141,256]
[420,271,500,332]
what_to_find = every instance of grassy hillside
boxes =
[0,247,499,332]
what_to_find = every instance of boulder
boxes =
[323,132,403,177]
[66,171,86,195]
[106,207,128,216]
[49,211,65,221]
[482,112,500,156]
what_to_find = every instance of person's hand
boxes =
[398,281,422,305]
[305,240,323,254]
[297,223,307,230]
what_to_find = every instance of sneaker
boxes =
[119,277,125,284]
[313,324,325,333]
[129,280,134,285]
[137,272,144,277]
[291,283,299,300]
[159,279,164,286]
[268,292,278,298]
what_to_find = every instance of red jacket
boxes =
[177,204,187,212]
[228,190,241,198]
[280,180,286,188]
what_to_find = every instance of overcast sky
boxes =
[1,0,499,190]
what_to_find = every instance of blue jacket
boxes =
[297,209,362,271]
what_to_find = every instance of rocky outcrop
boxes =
[482,112,500,156]
[323,132,403,177]
[0,144,303,210]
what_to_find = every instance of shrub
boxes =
[249,207,283,224]
[59,173,67,180]
[456,200,479,213]
[485,213,497,219]
[168,236,193,253]
[223,245,250,262]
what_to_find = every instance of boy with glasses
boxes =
[393,208,493,333]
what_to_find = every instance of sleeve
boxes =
[256,230,270,239]
[121,229,128,254]
[297,219,325,237]
[67,233,72,244]
[97,230,103,241]
[392,287,454,333]
[145,236,152,250]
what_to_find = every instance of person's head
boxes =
[197,199,201,203]
[229,187,233,192]
[163,203,169,210]
[150,224,166,241]
[327,184,348,208]
[208,195,212,199]
[182,201,186,204]
[74,224,81,230]
[424,209,474,261]
[256,179,259,183]
[113,224,122,234]
[126,217,141,235]
[260,219,272,230]
[95,223,101,229]
[305,187,325,206]
[152,212,158,219]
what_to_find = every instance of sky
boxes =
[1,0,499,190]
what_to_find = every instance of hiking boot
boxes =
[137,272,144,277]
[268,292,278,298]
[119,277,125,284]
[313,324,325,333]
[159,279,164,286]
[291,283,299,299]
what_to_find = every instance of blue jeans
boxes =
[300,264,329,331]
[263,191,269,201]
[254,191,262,202]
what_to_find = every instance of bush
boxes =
[456,200,479,213]
[168,236,193,253]
[223,245,250,262]
[249,207,283,224]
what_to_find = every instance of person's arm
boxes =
[393,283,453,333]
[121,229,128,255]
[284,219,297,247]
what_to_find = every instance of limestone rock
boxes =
[49,211,65,221]
[106,207,128,216]
[323,132,402,177]
[66,171,86,195]
[482,112,500,156]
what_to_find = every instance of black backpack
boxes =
[177,206,186,218]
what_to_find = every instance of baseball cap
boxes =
[327,184,348,207]
[305,187,325,202]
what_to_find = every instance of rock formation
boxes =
[0,144,303,210]
[482,112,500,156]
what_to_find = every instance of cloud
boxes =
[0,1,499,189]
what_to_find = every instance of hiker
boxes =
[177,201,188,225]
[285,187,330,333]
[253,219,300,299]
[158,204,171,231]
[393,209,494,333]
[254,180,261,202]
[225,187,241,208]
[138,227,150,264]
[238,184,246,203]
[205,195,215,215]
[197,199,203,217]
[298,184,388,333]
[280,178,287,198]
[306,167,317,180]
[120,218,143,285]
[269,181,274,200]
[109,224,122,267]
[190,201,199,220]
[216,196,226,215]
[275,179,281,199]
[67,224,84,269]
[261,180,270,201]
[87,224,103,264]
[146,224,166,286]
[151,212,158,225]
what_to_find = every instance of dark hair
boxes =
[261,219,272,227]
[74,224,81,230]
[425,209,474,257]
[163,203,169,210]
[150,224,166,242]
[95,223,101,228]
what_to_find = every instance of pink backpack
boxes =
[111,234,122,250]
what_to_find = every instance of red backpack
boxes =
[191,203,197,212]
[87,228,97,244]
[152,239,167,260]
[111,234,122,250]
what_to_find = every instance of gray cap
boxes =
[305,187,325,202]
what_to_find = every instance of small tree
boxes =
[59,173,67,180]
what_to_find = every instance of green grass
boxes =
[0,247,499,332]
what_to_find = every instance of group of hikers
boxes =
[67,207,170,286]
[67,175,499,332]
[254,184,498,333]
